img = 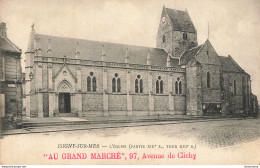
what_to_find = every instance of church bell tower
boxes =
[156,6,198,57]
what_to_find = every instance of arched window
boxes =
[162,35,166,43]
[183,33,187,40]
[117,78,121,92]
[112,78,116,92]
[87,72,97,92]
[179,81,182,94]
[234,80,236,95]
[175,81,178,94]
[140,79,143,93]
[93,77,96,92]
[160,80,163,93]
[156,80,159,94]
[207,72,211,88]
[135,79,138,93]
[175,77,182,94]
[112,73,121,93]
[135,75,143,93]
[87,76,91,91]
[156,76,163,94]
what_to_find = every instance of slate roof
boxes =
[219,56,244,73]
[165,8,196,33]
[35,34,180,67]
[0,37,22,53]
[179,45,203,65]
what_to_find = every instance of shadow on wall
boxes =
[2,99,22,130]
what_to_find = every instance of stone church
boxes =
[25,7,258,118]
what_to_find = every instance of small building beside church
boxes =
[24,7,258,118]
[0,22,23,129]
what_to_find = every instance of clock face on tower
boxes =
[162,16,166,23]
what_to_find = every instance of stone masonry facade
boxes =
[24,7,258,118]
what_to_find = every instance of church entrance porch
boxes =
[203,103,221,116]
[58,93,71,113]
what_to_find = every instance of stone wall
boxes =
[186,61,203,116]
[156,8,173,55]
[43,93,49,117]
[196,41,222,104]
[81,66,103,92]
[132,95,149,111]
[222,72,250,115]
[154,95,168,111]
[1,51,23,129]
[171,31,198,57]
[174,95,186,114]
[28,55,188,117]
[108,94,127,111]
[82,93,103,111]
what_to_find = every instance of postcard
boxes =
[0,0,259,165]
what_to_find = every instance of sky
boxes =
[0,0,259,98]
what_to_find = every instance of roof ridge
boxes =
[36,33,164,51]
[228,55,244,72]
[185,8,197,33]
[188,44,202,51]
[165,7,185,12]
[1,36,22,52]
[162,48,175,59]
[179,44,201,59]
[219,55,245,73]
[34,33,180,68]
[194,43,205,58]
[164,7,196,33]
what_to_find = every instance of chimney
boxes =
[0,22,7,37]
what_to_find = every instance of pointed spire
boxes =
[206,22,210,56]
[208,22,209,40]
[125,48,129,63]
[26,22,36,52]
[147,50,151,65]
[47,39,53,57]
[75,42,80,59]
[166,53,171,67]
[101,45,106,61]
